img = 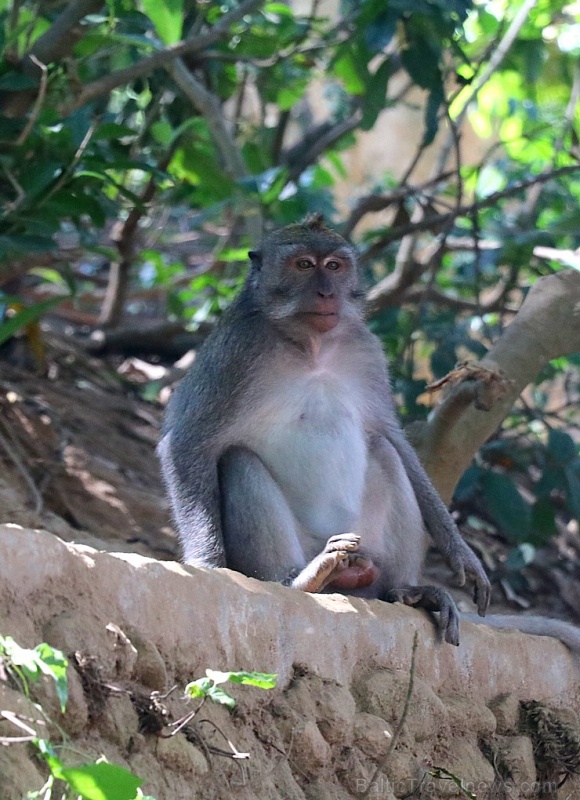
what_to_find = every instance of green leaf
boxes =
[361,59,391,131]
[333,47,367,95]
[481,472,531,543]
[0,638,68,711]
[564,465,580,521]
[529,497,557,545]
[422,84,444,146]
[184,676,213,698]
[0,296,67,347]
[141,0,183,44]
[34,643,68,713]
[212,670,278,690]
[206,686,236,708]
[547,429,578,466]
[264,2,295,16]
[60,763,142,800]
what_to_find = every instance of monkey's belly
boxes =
[249,385,368,537]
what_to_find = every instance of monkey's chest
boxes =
[246,379,368,537]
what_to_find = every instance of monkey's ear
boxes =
[248,250,262,270]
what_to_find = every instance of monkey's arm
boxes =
[157,433,226,568]
[384,427,491,616]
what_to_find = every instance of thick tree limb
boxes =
[167,59,262,243]
[414,270,580,503]
[1,0,103,117]
[28,0,104,69]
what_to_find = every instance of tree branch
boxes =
[167,58,262,243]
[362,163,580,263]
[28,0,104,69]
[414,270,580,503]
[67,0,265,111]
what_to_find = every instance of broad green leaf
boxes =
[529,498,557,544]
[548,429,578,466]
[333,48,367,95]
[141,0,183,44]
[207,685,236,708]
[422,84,444,146]
[206,669,277,689]
[34,643,68,713]
[61,763,142,800]
[264,2,294,16]
[481,472,531,543]
[0,296,67,347]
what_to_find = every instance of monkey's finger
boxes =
[452,557,466,587]
[442,609,460,647]
[474,574,491,616]
[324,534,360,554]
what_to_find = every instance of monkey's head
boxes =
[247,214,365,335]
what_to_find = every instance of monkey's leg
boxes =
[291,533,365,593]
[219,446,305,582]
[384,586,460,646]
[220,447,361,591]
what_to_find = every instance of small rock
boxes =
[156,735,210,776]
[123,625,168,690]
[353,712,394,760]
[489,693,520,735]
[356,669,447,742]
[287,719,332,778]
[495,734,536,787]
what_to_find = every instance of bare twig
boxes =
[435,0,538,174]
[99,149,174,327]
[15,55,48,145]
[0,421,43,514]
[343,171,454,237]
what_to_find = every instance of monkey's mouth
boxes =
[303,311,339,332]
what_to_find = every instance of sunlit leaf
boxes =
[60,763,142,800]
[141,0,183,44]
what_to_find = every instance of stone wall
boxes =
[1,525,579,799]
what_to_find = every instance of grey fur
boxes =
[159,220,493,646]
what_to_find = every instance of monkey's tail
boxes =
[462,612,580,656]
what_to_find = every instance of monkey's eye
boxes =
[296,258,315,270]
[325,260,341,271]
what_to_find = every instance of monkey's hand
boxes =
[446,539,490,617]
[291,534,377,593]
[385,585,460,646]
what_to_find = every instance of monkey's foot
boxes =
[384,585,460,646]
[291,533,361,593]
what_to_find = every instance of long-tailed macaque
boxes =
[158,215,491,645]
[159,215,580,653]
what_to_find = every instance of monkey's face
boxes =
[250,233,365,336]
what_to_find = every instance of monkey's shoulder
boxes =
[163,304,272,430]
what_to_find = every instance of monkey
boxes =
[158,214,494,647]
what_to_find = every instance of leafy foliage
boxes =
[0,634,148,800]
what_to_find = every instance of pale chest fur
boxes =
[238,340,370,540]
